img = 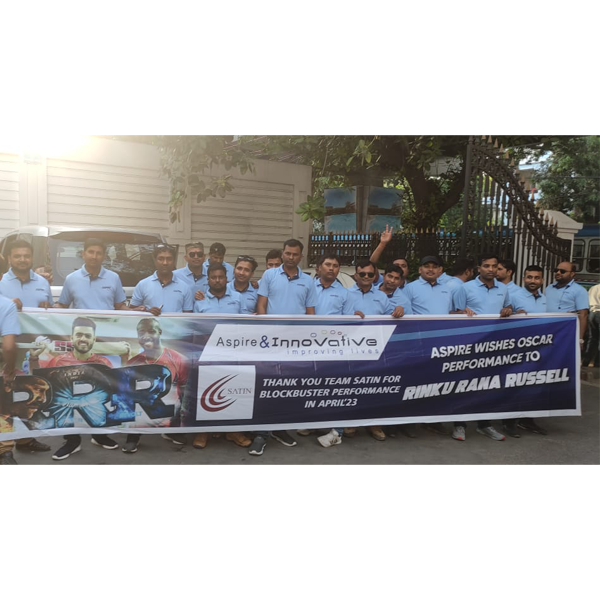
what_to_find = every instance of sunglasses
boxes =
[554,268,571,274]
[188,251,204,258]
[357,271,376,278]
[155,244,176,250]
[237,255,256,262]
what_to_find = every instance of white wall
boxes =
[0,137,312,270]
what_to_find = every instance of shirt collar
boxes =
[81,265,105,279]
[316,278,341,290]
[524,289,544,299]
[276,264,300,281]
[6,268,35,282]
[476,276,498,289]
[418,276,441,287]
[206,289,232,300]
[551,279,574,289]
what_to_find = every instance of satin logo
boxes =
[196,365,255,420]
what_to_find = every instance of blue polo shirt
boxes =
[454,276,510,314]
[173,265,209,295]
[226,281,258,314]
[314,278,355,315]
[511,289,547,313]
[58,266,126,310]
[380,285,413,315]
[437,272,451,285]
[404,277,453,315]
[202,260,234,282]
[131,272,193,312]
[0,295,20,336]
[545,279,589,312]
[257,265,318,315]
[194,289,242,314]
[0,269,53,307]
[347,284,393,315]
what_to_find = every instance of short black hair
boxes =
[72,316,96,333]
[207,263,227,277]
[84,238,106,252]
[384,264,404,277]
[498,258,517,274]
[316,253,340,267]
[235,256,258,271]
[283,239,304,253]
[0,253,7,276]
[355,259,375,271]
[153,244,178,259]
[137,317,162,333]
[209,242,226,255]
[478,253,499,266]
[7,240,33,256]
[265,249,282,262]
[185,242,204,252]
[524,264,544,274]
[451,258,475,276]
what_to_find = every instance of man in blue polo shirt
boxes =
[55,238,127,311]
[174,242,208,295]
[347,259,402,320]
[345,259,403,442]
[0,241,52,462]
[53,238,125,456]
[202,242,234,282]
[505,264,549,437]
[0,258,40,465]
[545,261,589,346]
[404,256,454,316]
[497,258,522,301]
[369,225,411,287]
[378,264,412,314]
[131,245,194,315]
[227,256,259,314]
[452,253,512,442]
[131,244,192,446]
[443,258,475,309]
[0,240,53,309]
[252,239,317,456]
[194,264,242,314]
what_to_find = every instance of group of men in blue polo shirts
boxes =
[0,232,590,463]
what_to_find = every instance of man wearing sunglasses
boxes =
[345,259,403,442]
[202,242,234,282]
[174,242,208,295]
[545,261,589,348]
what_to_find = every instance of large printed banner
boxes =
[0,309,580,441]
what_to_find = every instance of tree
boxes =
[241,135,552,230]
[532,136,600,223]
[132,135,561,229]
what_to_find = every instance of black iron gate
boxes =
[460,136,572,284]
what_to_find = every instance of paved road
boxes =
[12,370,599,466]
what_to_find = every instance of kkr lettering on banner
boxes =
[0,310,580,441]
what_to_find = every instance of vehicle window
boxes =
[572,239,585,273]
[48,238,160,286]
[588,239,600,274]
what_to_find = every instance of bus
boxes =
[573,224,600,289]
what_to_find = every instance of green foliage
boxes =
[533,136,600,223]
